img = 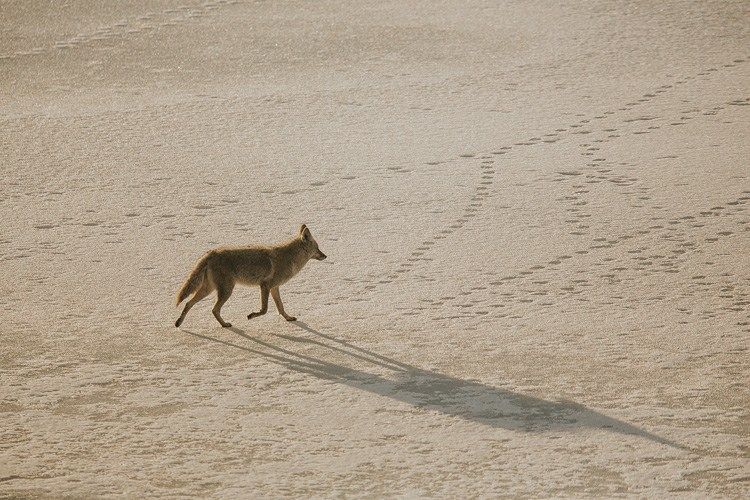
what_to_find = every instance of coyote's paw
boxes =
[175,318,182,327]
[285,316,297,322]
[221,322,232,328]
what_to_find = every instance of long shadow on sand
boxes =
[183,322,686,450]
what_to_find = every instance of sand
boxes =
[1,0,749,497]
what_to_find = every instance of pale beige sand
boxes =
[1,0,749,497]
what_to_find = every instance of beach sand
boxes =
[1,0,748,496]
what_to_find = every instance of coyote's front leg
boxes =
[271,287,296,321]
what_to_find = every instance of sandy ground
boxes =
[1,0,749,497]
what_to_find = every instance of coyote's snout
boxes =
[175,225,326,328]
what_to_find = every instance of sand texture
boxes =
[1,0,749,497]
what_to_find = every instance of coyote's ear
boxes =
[299,224,307,234]
[300,225,311,241]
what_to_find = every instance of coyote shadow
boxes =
[183,322,687,450]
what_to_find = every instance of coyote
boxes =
[175,225,327,328]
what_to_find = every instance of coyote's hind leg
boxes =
[175,283,212,327]
[212,282,235,328]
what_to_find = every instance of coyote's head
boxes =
[299,224,327,260]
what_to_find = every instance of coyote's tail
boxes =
[176,254,209,305]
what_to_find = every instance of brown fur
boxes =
[174,225,326,328]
